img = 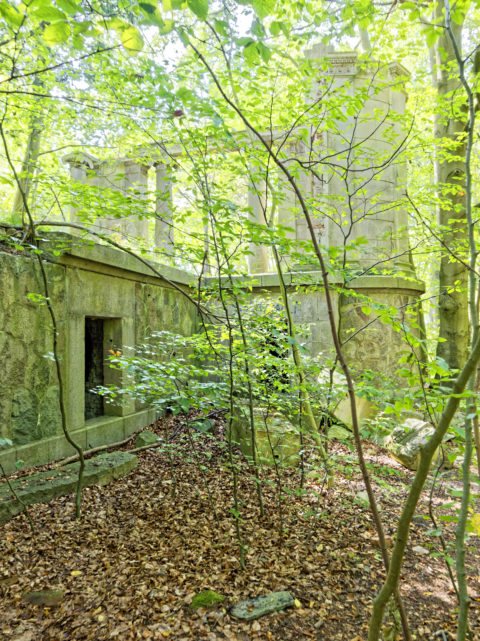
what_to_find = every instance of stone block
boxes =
[0,447,17,474]
[135,430,159,448]
[334,395,377,430]
[39,386,62,438]
[230,591,294,620]
[124,409,157,437]
[84,416,125,449]
[46,433,83,463]
[230,402,300,467]
[384,418,444,470]
[11,388,41,445]
[22,590,64,606]
[0,451,138,522]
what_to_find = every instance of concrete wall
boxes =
[0,232,424,474]
[0,233,198,472]
[219,271,424,374]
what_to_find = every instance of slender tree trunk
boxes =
[11,79,43,223]
[433,1,469,371]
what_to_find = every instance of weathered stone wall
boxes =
[226,272,424,377]
[0,252,64,448]
[0,235,199,472]
[0,234,423,473]
[134,282,196,346]
[339,288,421,375]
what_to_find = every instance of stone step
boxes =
[0,451,138,522]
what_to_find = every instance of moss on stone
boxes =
[0,451,138,522]
[190,590,225,609]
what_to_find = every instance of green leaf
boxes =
[252,18,265,37]
[32,5,67,21]
[121,26,144,53]
[158,18,174,33]
[449,424,466,441]
[0,1,23,28]
[177,26,190,46]
[251,0,276,19]
[43,20,71,45]
[214,18,228,37]
[211,112,224,128]
[106,17,129,31]
[163,0,186,9]
[56,0,80,14]
[179,397,191,412]
[257,40,271,63]
[451,5,467,25]
[243,41,259,64]
[187,0,208,20]
[469,512,480,535]
[140,5,173,31]
[269,20,282,36]
[424,26,440,48]
[139,0,157,14]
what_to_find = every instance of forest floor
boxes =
[1,413,480,641]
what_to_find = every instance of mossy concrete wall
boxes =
[0,252,65,450]
[216,271,425,376]
[0,232,424,474]
[0,233,198,473]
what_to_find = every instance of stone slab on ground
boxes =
[22,590,64,606]
[0,451,138,522]
[135,430,159,448]
[230,591,294,620]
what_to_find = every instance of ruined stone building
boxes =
[0,48,424,472]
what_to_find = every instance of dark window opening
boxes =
[85,318,104,420]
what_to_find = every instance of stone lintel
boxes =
[208,271,425,294]
[62,151,99,169]
[37,232,195,287]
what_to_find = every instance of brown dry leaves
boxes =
[0,419,479,641]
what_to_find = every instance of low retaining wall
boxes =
[0,231,424,473]
[0,232,198,472]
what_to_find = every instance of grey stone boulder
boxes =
[230,591,294,620]
[384,419,445,470]
[135,430,159,448]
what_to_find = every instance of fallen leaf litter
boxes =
[0,413,479,641]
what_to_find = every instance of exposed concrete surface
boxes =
[0,451,138,522]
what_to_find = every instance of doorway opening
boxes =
[85,317,104,420]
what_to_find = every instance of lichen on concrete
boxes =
[0,451,138,522]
